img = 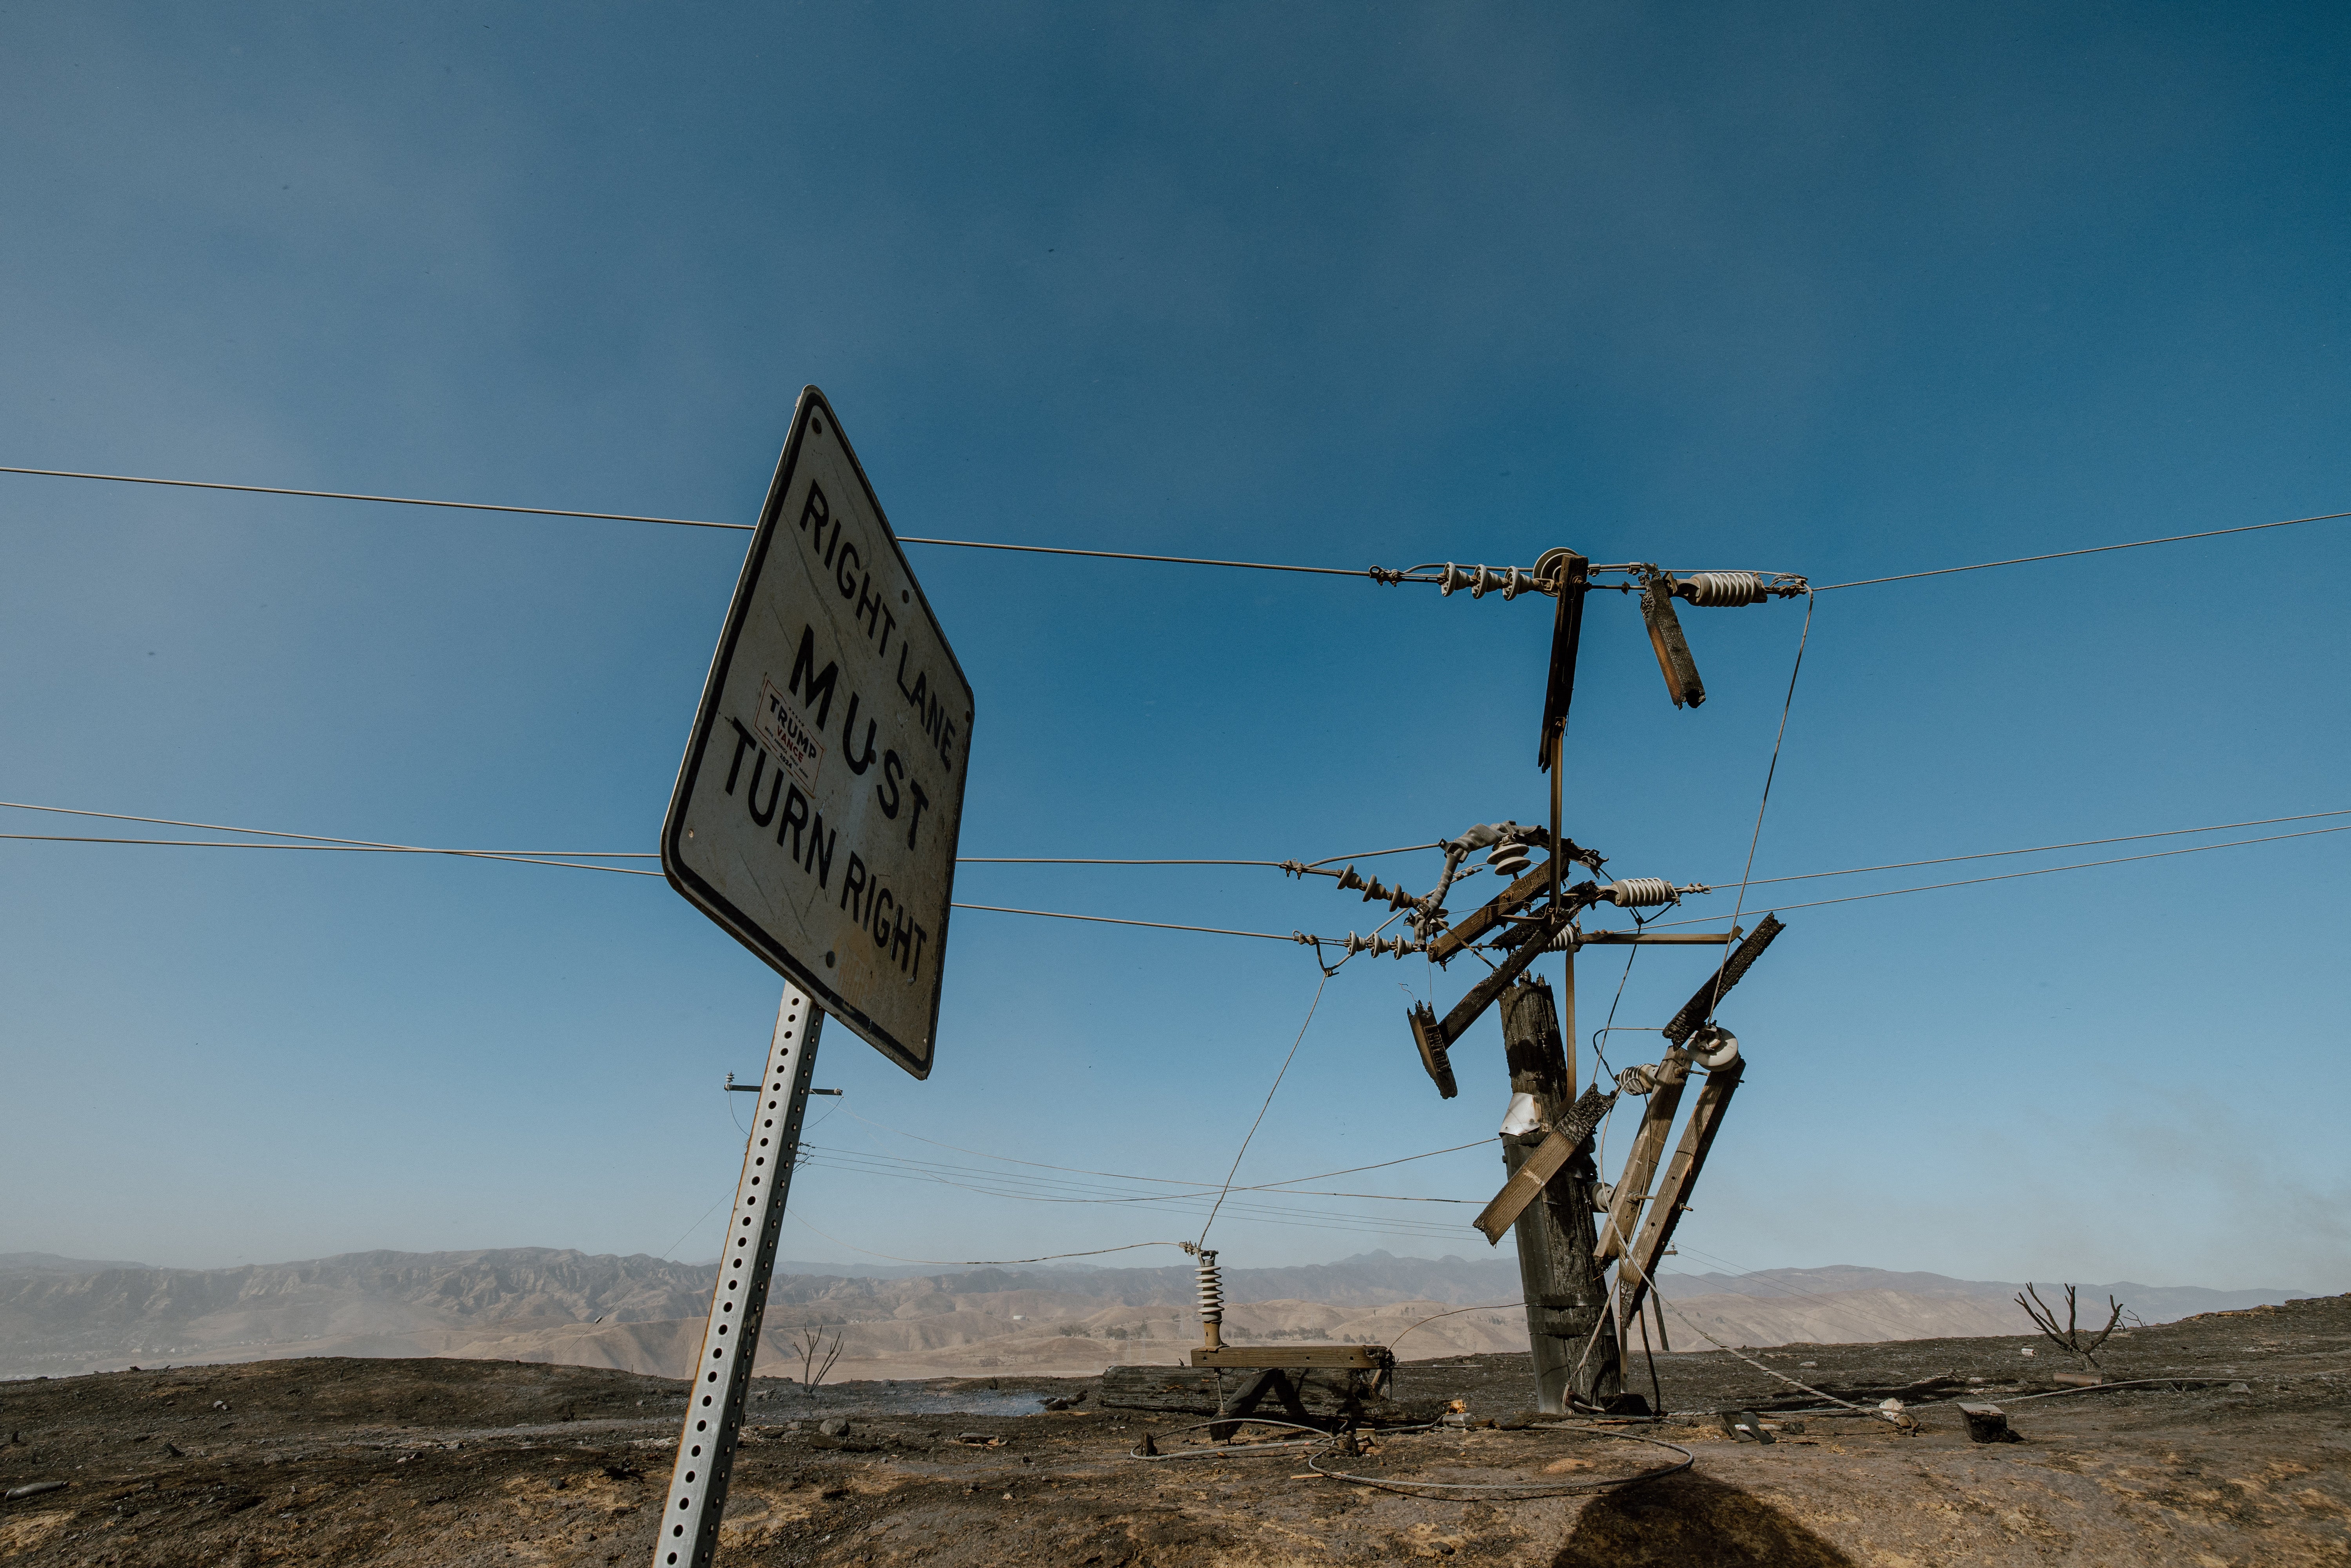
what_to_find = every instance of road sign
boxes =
[663,388,973,1078]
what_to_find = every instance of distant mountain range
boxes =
[0,1248,2309,1382]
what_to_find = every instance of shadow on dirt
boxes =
[1554,1471,1857,1567]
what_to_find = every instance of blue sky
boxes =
[2,2,2345,1294]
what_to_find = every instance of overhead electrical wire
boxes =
[796,1147,1470,1242]
[0,799,657,858]
[1716,807,2351,893]
[0,832,661,877]
[1813,506,2351,591]
[833,1105,1489,1193]
[0,464,1438,581]
[12,462,2347,593]
[0,463,752,532]
[1647,820,2351,927]
[784,1215,1189,1268]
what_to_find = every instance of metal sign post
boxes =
[663,386,975,1080]
[654,986,824,1568]
[654,390,971,1564]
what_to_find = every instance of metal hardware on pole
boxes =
[654,986,824,1568]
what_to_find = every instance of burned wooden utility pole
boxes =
[1495,973,1620,1412]
[1401,550,1807,1421]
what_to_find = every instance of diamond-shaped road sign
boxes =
[662,388,973,1078]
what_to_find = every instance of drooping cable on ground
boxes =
[1813,506,2351,591]
[1603,1231,1876,1417]
[1197,972,1331,1247]
[1303,1426,1695,1498]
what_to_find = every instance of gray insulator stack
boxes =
[1676,570,1768,607]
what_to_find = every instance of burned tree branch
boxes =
[2017,1283,2126,1370]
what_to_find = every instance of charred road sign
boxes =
[663,387,973,1078]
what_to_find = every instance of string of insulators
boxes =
[1340,931,1421,959]
[1436,562,1544,599]
[1331,864,1425,911]
[1196,1250,1223,1325]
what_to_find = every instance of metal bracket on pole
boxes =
[654,986,824,1568]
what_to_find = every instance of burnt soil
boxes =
[2,1295,2345,1566]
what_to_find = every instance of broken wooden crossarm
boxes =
[1472,1084,1616,1243]
[1408,895,1597,1098]
[1614,1055,1744,1326]
[1428,862,1566,963]
[1593,1051,1692,1263]
[1659,914,1785,1045]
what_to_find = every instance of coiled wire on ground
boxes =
[1121,1418,1693,1497]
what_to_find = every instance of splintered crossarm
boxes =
[1660,915,1785,1045]
[1472,1083,1616,1243]
[1615,1056,1744,1325]
[1593,1055,1691,1263]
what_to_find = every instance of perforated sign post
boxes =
[662,384,974,1080]
[654,388,971,1567]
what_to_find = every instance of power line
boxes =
[0,832,661,877]
[1648,820,2351,926]
[1814,506,2351,591]
[881,534,1430,581]
[15,800,2344,938]
[0,464,750,532]
[0,800,657,857]
[835,1105,1489,1193]
[785,1215,1189,1269]
[0,463,1446,581]
[1716,808,2351,893]
[798,1146,1471,1239]
[946,900,1302,942]
[958,841,1440,869]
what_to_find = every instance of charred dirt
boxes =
[1,1294,2345,1566]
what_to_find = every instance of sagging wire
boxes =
[1704,587,1812,1028]
[1385,1301,1528,1356]
[1196,971,1332,1248]
[830,1105,1488,1194]
[1603,1230,1901,1428]
[786,1212,1192,1268]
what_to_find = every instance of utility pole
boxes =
[1496,972,1620,1412]
[1416,551,1804,1419]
